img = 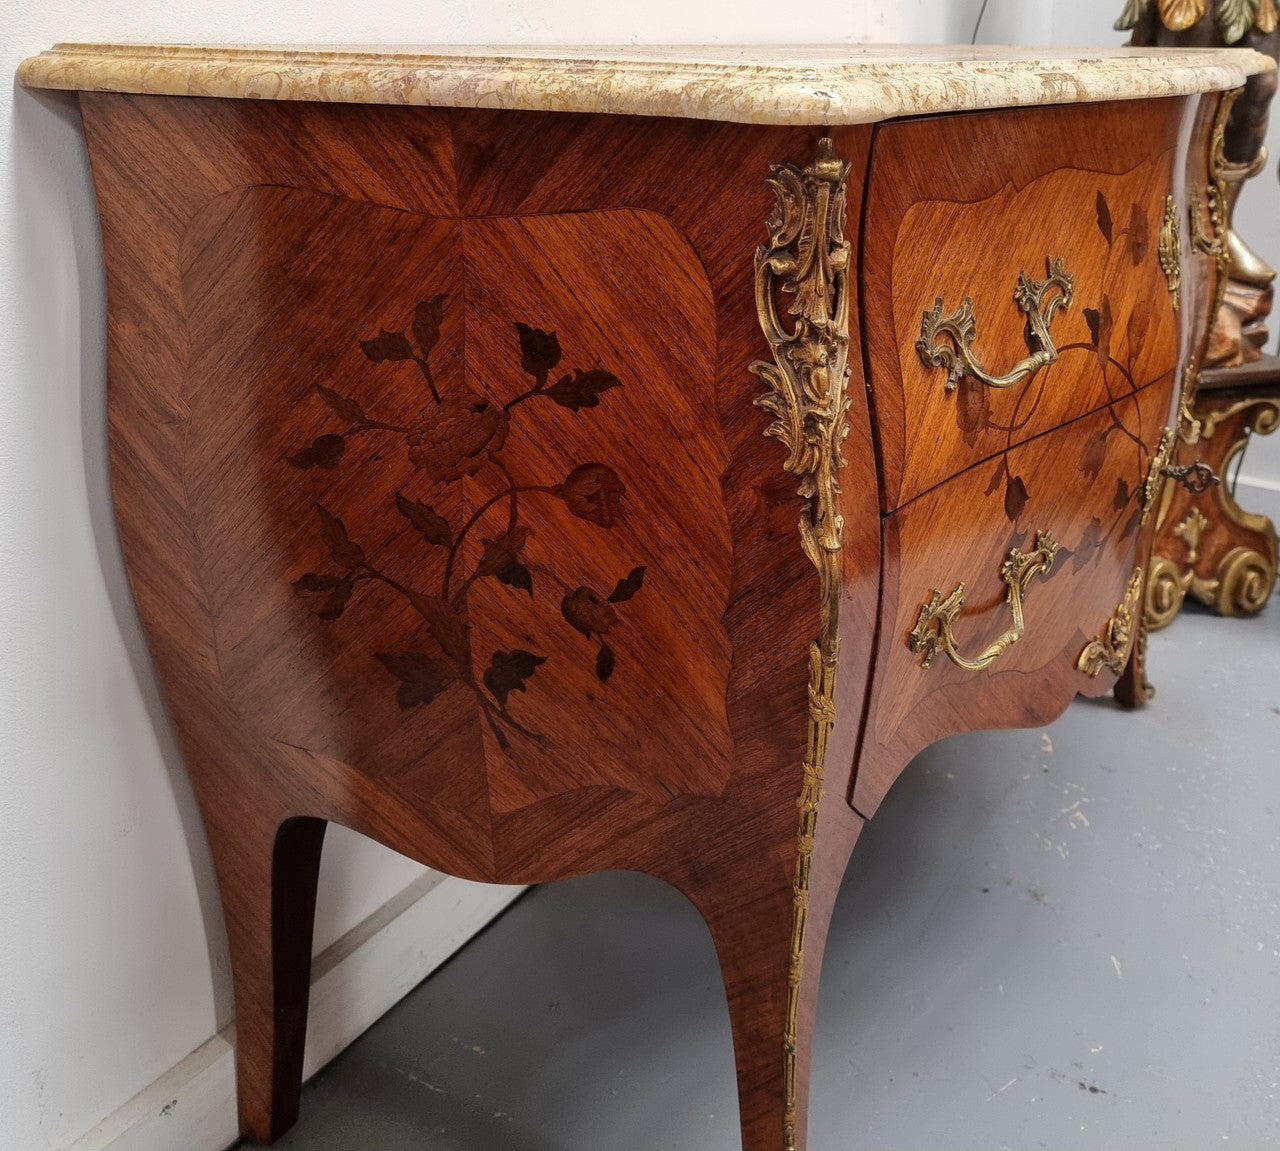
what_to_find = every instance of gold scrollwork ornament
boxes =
[750,136,851,1151]
[1159,194,1181,311]
[1173,507,1212,564]
[1145,418,1279,628]
[917,258,1074,392]
[1181,87,1242,444]
[1078,567,1144,677]
[1142,426,1176,524]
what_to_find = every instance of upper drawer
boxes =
[862,100,1187,512]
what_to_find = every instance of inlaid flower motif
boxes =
[290,301,647,744]
[560,586,619,637]
[407,393,510,482]
[554,463,625,527]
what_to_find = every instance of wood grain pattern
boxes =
[852,380,1178,817]
[183,188,735,814]
[863,100,1187,512]
[81,93,880,1151]
[73,85,1216,1151]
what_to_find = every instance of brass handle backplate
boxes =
[909,530,1060,671]
[917,257,1074,392]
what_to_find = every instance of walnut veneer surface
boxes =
[19,44,1270,1151]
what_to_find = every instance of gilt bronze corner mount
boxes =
[750,135,852,1151]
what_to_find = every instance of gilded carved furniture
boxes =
[1121,0,1280,622]
[18,43,1272,1151]
[1146,359,1280,622]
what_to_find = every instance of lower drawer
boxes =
[851,379,1176,816]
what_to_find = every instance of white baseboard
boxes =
[1236,471,1280,496]
[64,875,526,1151]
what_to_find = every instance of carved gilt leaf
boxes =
[1158,0,1208,29]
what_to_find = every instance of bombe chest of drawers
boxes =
[19,42,1273,1151]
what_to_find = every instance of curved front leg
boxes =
[677,800,863,1151]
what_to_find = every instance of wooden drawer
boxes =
[851,375,1177,816]
[863,101,1183,512]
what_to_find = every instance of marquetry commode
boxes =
[19,43,1272,1151]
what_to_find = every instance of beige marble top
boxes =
[18,43,1274,126]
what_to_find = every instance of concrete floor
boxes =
[243,501,1280,1151]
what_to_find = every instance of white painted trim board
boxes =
[63,875,526,1151]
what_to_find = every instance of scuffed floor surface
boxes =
[243,541,1280,1151]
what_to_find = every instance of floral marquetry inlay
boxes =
[290,297,645,748]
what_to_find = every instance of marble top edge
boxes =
[18,43,1274,126]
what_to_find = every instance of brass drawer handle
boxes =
[916,257,1074,392]
[909,530,1060,671]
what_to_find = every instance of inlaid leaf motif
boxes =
[288,433,346,469]
[607,566,646,603]
[1257,0,1278,33]
[395,492,452,547]
[317,386,367,425]
[1114,476,1133,510]
[954,372,991,449]
[317,580,353,620]
[554,463,625,527]
[497,560,534,596]
[1004,474,1030,522]
[315,505,365,569]
[375,652,458,710]
[360,329,414,361]
[1126,298,1150,362]
[413,294,447,359]
[403,591,469,663]
[294,293,643,744]
[515,323,562,378]
[1215,0,1259,42]
[546,368,622,412]
[1095,190,1114,245]
[1084,294,1113,375]
[483,649,547,706]
[561,586,618,637]
[1072,517,1106,573]
[596,643,616,684]
[985,458,1007,497]
[475,526,531,580]
[407,394,510,482]
[1006,525,1030,553]
[293,571,354,619]
[1081,429,1110,479]
[293,572,346,594]
[1127,203,1150,267]
[1097,295,1113,375]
